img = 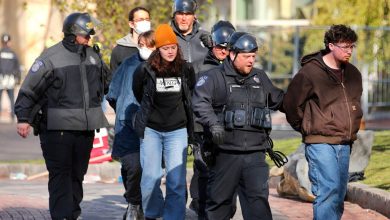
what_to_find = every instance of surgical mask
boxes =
[139,47,153,60]
[134,20,151,34]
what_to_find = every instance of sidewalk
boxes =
[0,170,388,220]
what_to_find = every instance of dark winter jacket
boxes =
[171,20,209,64]
[110,34,139,71]
[0,46,20,86]
[15,41,110,131]
[283,50,363,144]
[192,50,223,132]
[132,62,196,142]
[192,59,284,151]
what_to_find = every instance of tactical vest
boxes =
[218,72,272,133]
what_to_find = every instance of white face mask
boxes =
[134,20,151,34]
[139,47,153,60]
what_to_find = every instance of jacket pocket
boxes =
[302,100,344,136]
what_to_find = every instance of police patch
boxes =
[31,60,43,73]
[196,75,208,87]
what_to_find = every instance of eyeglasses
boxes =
[332,43,356,52]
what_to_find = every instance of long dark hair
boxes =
[148,45,185,77]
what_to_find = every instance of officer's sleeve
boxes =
[258,71,284,110]
[283,71,313,132]
[192,72,220,127]
[14,59,54,123]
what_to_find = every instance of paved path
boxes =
[0,179,388,220]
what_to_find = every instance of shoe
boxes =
[135,205,144,220]
[124,204,144,220]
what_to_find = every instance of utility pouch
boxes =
[251,107,264,128]
[261,108,272,130]
[233,109,246,127]
[224,110,234,130]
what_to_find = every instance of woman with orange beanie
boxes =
[132,24,195,220]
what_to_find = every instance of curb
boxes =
[346,182,390,218]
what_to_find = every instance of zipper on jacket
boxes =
[341,82,352,140]
[80,59,89,130]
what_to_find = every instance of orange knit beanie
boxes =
[155,24,178,48]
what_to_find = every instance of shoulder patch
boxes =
[196,75,208,87]
[253,75,260,83]
[30,60,44,73]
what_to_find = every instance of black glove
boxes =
[210,125,225,145]
[191,143,208,172]
[200,33,213,48]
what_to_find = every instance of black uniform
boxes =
[190,50,226,219]
[15,39,110,220]
[192,59,284,220]
[0,46,20,119]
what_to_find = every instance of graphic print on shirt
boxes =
[156,77,181,93]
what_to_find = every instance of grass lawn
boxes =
[187,130,390,192]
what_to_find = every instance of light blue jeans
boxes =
[305,143,350,220]
[140,127,188,220]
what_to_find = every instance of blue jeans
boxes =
[305,143,350,220]
[140,127,188,220]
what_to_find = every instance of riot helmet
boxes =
[211,20,235,47]
[1,33,11,43]
[62,12,99,36]
[228,32,258,53]
[173,0,197,14]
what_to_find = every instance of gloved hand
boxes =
[210,125,225,145]
[200,33,213,48]
[191,143,208,172]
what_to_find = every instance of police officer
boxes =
[189,20,236,219]
[192,32,284,220]
[171,0,209,64]
[15,12,110,220]
[0,33,20,122]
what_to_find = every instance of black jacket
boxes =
[192,59,284,151]
[110,34,139,71]
[132,62,196,142]
[15,41,110,131]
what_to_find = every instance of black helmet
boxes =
[1,33,11,43]
[228,32,258,53]
[62,12,97,36]
[211,21,235,47]
[173,0,197,14]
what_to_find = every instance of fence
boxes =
[237,25,390,119]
